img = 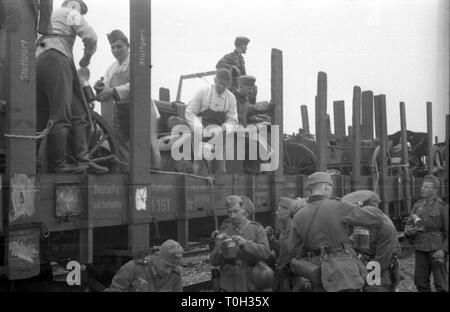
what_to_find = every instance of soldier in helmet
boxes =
[287,172,385,292]
[209,195,271,291]
[405,175,448,292]
[342,190,401,292]
[106,240,184,292]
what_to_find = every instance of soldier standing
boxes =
[106,240,184,292]
[342,190,401,292]
[209,195,271,292]
[216,37,250,91]
[405,175,448,292]
[287,172,385,292]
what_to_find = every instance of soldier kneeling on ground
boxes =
[106,239,184,292]
[209,195,273,292]
[342,190,401,292]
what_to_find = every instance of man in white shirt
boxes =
[95,30,161,168]
[184,68,238,175]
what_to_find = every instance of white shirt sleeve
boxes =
[185,88,205,131]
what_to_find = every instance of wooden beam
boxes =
[316,72,328,171]
[361,91,374,140]
[5,0,36,175]
[351,87,361,191]
[427,102,433,175]
[128,0,152,255]
[271,48,284,228]
[301,105,310,134]
[333,101,345,139]
[374,95,389,216]
[400,102,412,213]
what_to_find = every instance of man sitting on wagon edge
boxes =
[184,68,238,175]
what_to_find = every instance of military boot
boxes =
[48,127,88,174]
[71,126,109,174]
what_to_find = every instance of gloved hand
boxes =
[433,250,445,260]
[231,235,247,247]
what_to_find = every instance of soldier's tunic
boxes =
[216,50,246,90]
[287,195,384,292]
[106,257,182,292]
[210,219,271,292]
[405,197,448,292]
[355,206,401,291]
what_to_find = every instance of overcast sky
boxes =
[57,0,449,140]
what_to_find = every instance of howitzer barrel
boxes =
[361,91,374,140]
[374,95,389,216]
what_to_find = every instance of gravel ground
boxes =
[181,242,446,292]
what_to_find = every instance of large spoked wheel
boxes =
[88,111,121,171]
[283,142,317,175]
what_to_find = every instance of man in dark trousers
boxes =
[287,172,385,292]
[36,0,108,174]
[216,36,250,91]
[405,175,448,292]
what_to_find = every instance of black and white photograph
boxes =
[0,0,448,300]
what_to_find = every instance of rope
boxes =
[5,120,54,140]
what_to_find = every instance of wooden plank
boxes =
[316,72,328,171]
[79,228,93,264]
[129,0,152,255]
[333,101,345,139]
[351,87,362,191]
[361,91,374,140]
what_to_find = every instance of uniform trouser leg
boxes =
[36,50,72,170]
[414,251,432,292]
[113,103,130,163]
[70,91,91,164]
[432,254,448,292]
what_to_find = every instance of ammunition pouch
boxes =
[289,258,322,286]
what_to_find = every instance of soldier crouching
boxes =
[209,195,273,292]
[106,240,184,292]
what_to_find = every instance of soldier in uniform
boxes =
[405,175,448,292]
[287,172,385,292]
[106,240,184,292]
[267,197,308,292]
[209,195,271,292]
[232,75,275,174]
[342,190,401,292]
[216,36,250,91]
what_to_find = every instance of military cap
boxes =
[306,172,333,187]
[62,0,88,15]
[235,36,250,47]
[158,240,184,268]
[240,195,256,219]
[289,197,307,217]
[342,190,381,206]
[276,197,294,218]
[238,75,256,87]
[107,29,129,46]
[216,68,232,83]
[423,175,441,188]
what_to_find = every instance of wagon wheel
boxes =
[88,111,121,170]
[283,142,317,175]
